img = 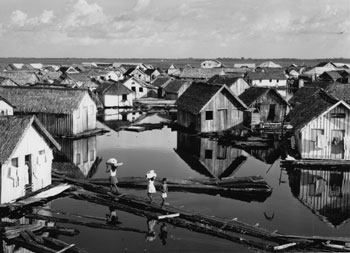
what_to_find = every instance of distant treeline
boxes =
[1,57,350,69]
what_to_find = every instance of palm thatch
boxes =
[0,86,87,114]
[0,115,60,163]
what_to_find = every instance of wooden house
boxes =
[201,59,222,69]
[95,81,134,108]
[0,96,14,116]
[176,83,247,133]
[175,132,247,178]
[179,68,246,81]
[123,77,149,100]
[239,87,290,128]
[318,71,343,82]
[163,80,191,100]
[245,71,287,88]
[288,168,350,228]
[151,76,173,98]
[0,115,60,203]
[167,64,181,76]
[208,75,250,96]
[131,68,160,83]
[288,89,350,160]
[0,87,97,137]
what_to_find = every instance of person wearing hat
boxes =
[106,158,123,194]
[146,170,157,203]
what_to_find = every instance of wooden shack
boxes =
[176,83,247,133]
[175,132,247,178]
[0,86,97,137]
[239,87,290,128]
[163,80,191,100]
[288,89,350,160]
[208,75,250,96]
[0,116,60,203]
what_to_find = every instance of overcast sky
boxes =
[0,0,349,58]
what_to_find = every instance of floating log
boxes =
[4,223,45,239]
[52,173,350,252]
[43,237,88,253]
[42,226,79,236]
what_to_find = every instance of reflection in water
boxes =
[288,168,350,228]
[54,136,101,179]
[98,109,143,130]
[245,137,281,165]
[175,132,247,179]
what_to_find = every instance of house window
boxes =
[277,79,279,83]
[269,79,272,82]
[267,104,276,121]
[205,149,213,159]
[331,113,345,118]
[131,87,136,92]
[37,150,47,164]
[77,108,80,119]
[139,87,143,92]
[90,150,95,161]
[259,80,262,83]
[11,158,18,167]
[311,129,324,142]
[76,154,81,165]
[205,111,213,120]
[122,94,127,101]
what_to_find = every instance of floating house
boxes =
[288,89,350,160]
[208,75,250,96]
[239,87,290,128]
[245,71,287,88]
[151,76,173,98]
[95,81,134,108]
[163,80,191,100]
[0,87,97,137]
[201,59,223,69]
[0,115,60,203]
[123,77,149,100]
[167,64,181,76]
[176,83,247,133]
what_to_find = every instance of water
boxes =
[51,120,350,252]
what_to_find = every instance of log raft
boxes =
[52,173,350,252]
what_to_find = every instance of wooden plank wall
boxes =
[299,104,350,160]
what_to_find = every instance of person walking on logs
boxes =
[106,158,123,194]
[160,178,168,207]
[146,170,157,203]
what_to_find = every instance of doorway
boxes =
[25,154,32,194]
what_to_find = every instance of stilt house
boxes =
[0,116,60,203]
[0,87,97,137]
[288,89,350,160]
[176,83,247,133]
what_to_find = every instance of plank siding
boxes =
[299,104,350,160]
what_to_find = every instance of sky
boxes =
[0,0,349,58]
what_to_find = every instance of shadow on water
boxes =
[287,166,350,228]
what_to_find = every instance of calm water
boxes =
[51,120,350,253]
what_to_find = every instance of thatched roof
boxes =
[319,71,343,81]
[0,71,40,86]
[0,86,88,114]
[326,83,350,103]
[163,80,190,94]
[288,90,340,130]
[288,86,319,107]
[180,68,246,79]
[176,83,246,115]
[0,115,60,164]
[239,87,288,107]
[0,76,19,86]
[245,71,286,80]
[96,81,132,95]
[208,75,244,86]
[151,76,172,88]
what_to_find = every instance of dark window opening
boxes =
[267,104,276,121]
[205,111,213,120]
[139,87,143,92]
[205,149,213,159]
[122,94,127,101]
[131,87,136,92]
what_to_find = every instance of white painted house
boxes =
[0,116,60,204]
[123,77,149,100]
[0,96,14,116]
[245,71,287,88]
[96,81,134,107]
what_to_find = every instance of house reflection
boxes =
[54,136,101,178]
[245,138,281,165]
[175,131,247,178]
[98,108,144,131]
[288,168,350,228]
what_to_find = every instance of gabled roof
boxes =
[0,71,40,86]
[319,71,343,80]
[326,82,350,103]
[315,62,337,68]
[208,75,244,86]
[0,76,19,86]
[0,86,89,114]
[144,69,155,76]
[163,80,190,94]
[258,61,282,68]
[288,89,349,130]
[0,115,60,164]
[96,81,132,95]
[151,76,172,88]
[176,83,247,115]
[239,87,289,107]
[245,71,286,80]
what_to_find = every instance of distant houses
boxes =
[176,83,247,133]
[201,59,223,68]
[0,87,97,137]
[245,71,287,88]
[0,115,60,203]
